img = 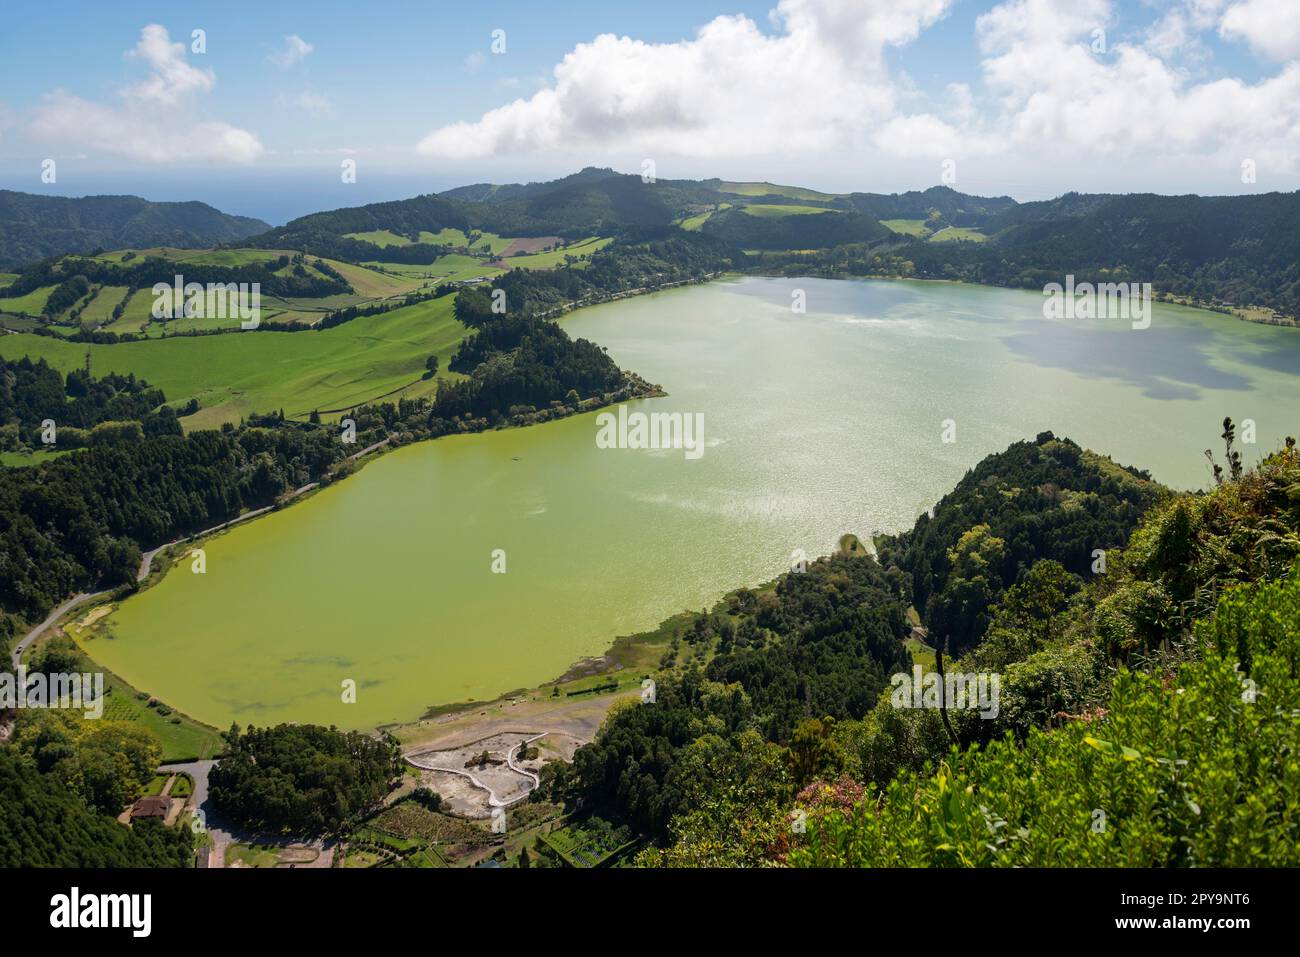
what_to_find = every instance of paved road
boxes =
[10,591,101,669]
[159,760,228,866]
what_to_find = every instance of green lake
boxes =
[88,277,1300,729]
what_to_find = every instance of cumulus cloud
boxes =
[418,0,954,159]
[269,34,314,69]
[1220,0,1300,60]
[416,0,1300,177]
[28,24,263,164]
[973,0,1300,168]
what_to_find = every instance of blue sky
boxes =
[2,0,1297,222]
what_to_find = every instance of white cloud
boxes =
[126,23,215,105]
[1220,0,1300,60]
[971,0,1300,169]
[28,25,263,164]
[416,0,1300,179]
[269,34,314,69]
[418,0,954,160]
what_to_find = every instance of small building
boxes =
[130,796,169,822]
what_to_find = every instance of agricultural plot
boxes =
[0,291,470,428]
[79,285,131,327]
[929,226,986,243]
[720,181,841,201]
[496,236,611,270]
[538,817,636,868]
[739,203,841,217]
[101,288,155,334]
[0,283,56,316]
[367,254,503,284]
[882,219,931,236]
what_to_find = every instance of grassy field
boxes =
[367,254,504,283]
[680,205,733,230]
[882,219,931,236]
[0,272,17,289]
[0,448,80,468]
[740,203,841,218]
[0,284,56,316]
[0,289,469,428]
[500,236,611,269]
[101,288,155,334]
[929,226,986,243]
[720,181,842,202]
[79,285,131,327]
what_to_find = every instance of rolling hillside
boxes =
[0,191,269,271]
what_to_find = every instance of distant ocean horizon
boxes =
[0,168,469,226]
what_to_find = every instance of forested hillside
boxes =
[0,191,268,270]
[539,427,1300,867]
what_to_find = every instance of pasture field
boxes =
[0,448,80,468]
[102,288,155,333]
[367,254,504,284]
[0,283,56,316]
[929,226,986,243]
[0,272,18,289]
[79,285,131,326]
[169,248,291,267]
[739,203,841,217]
[325,258,429,298]
[498,236,611,269]
[882,218,931,236]
[343,229,415,247]
[720,181,842,201]
[0,292,469,428]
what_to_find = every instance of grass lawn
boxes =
[739,203,841,217]
[341,847,387,868]
[226,843,285,868]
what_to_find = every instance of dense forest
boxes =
[209,723,402,835]
[0,751,193,867]
[0,356,180,448]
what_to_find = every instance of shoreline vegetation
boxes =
[6,264,1286,754]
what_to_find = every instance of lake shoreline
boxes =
[35,270,1299,739]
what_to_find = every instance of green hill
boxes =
[0,191,269,271]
